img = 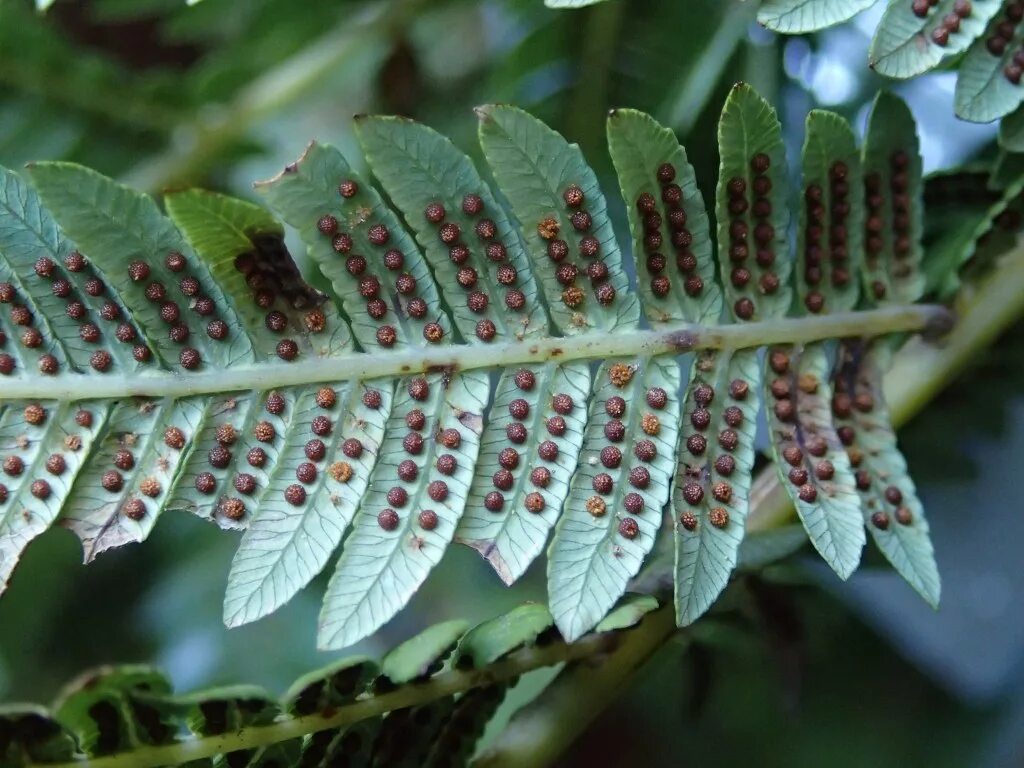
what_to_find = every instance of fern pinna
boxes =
[0,83,947,649]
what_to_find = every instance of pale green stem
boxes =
[0,305,950,403]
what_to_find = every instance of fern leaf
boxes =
[456,362,591,584]
[52,666,175,756]
[256,142,444,352]
[354,115,548,343]
[0,168,135,373]
[223,381,392,627]
[165,189,350,358]
[955,10,1024,123]
[0,705,77,766]
[607,108,721,325]
[65,397,204,557]
[26,161,258,366]
[835,340,940,606]
[757,0,878,33]
[548,356,680,641]
[673,348,761,626]
[0,400,103,586]
[869,0,1002,79]
[317,373,489,650]
[797,109,863,315]
[380,618,468,685]
[453,602,555,667]
[764,343,864,579]
[715,83,792,322]
[477,104,640,333]
[862,92,926,304]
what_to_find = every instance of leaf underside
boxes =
[0,92,940,652]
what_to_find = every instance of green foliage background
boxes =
[1,0,1022,764]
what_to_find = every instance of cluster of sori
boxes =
[422,192,526,342]
[982,1,1024,81]
[723,154,780,320]
[802,161,853,314]
[482,368,573,514]
[235,233,328,359]
[912,0,973,46]
[636,162,703,300]
[581,366,668,540]
[676,361,749,532]
[538,184,617,311]
[317,179,442,348]
[864,151,913,301]
[0,250,147,375]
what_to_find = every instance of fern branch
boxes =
[35,616,654,768]
[0,305,951,402]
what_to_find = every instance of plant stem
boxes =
[747,243,1024,532]
[37,611,669,768]
[0,305,950,403]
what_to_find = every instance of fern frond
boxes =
[0,86,951,649]
[0,600,660,768]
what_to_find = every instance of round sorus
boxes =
[378,508,401,531]
[424,202,446,223]
[715,454,736,476]
[718,429,739,452]
[618,517,640,539]
[123,499,146,520]
[871,511,891,530]
[406,409,426,430]
[462,194,485,215]
[220,498,246,520]
[30,480,50,500]
[798,484,818,503]
[586,496,607,517]
[624,492,644,514]
[686,434,707,456]
[629,466,650,488]
[23,404,46,425]
[600,446,622,468]
[101,470,123,492]
[593,473,614,494]
[709,508,729,529]
[438,222,461,244]
[164,426,185,449]
[387,486,409,507]
[216,424,238,446]
[408,378,430,401]
[296,463,317,484]
[525,492,545,513]
[113,449,135,471]
[418,509,439,530]
[46,454,66,475]
[276,339,298,360]
[195,472,216,494]
[476,319,496,342]
[265,392,286,415]
[484,492,504,512]
[895,507,913,526]
[254,421,277,442]
[499,447,520,470]
[547,239,569,262]
[427,481,448,502]
[563,185,585,208]
[342,438,363,459]
[139,477,161,497]
[207,320,229,340]
[363,389,382,409]
[509,398,530,420]
[305,439,326,461]
[531,467,552,487]
[39,354,59,374]
[310,416,332,436]
[492,469,514,490]
[398,460,419,483]
[605,396,626,417]
[90,350,112,372]
[538,440,559,461]
[712,482,732,503]
[436,454,457,475]
[247,447,267,467]
[314,387,336,409]
[284,484,307,506]
[604,420,626,442]
[3,456,24,477]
